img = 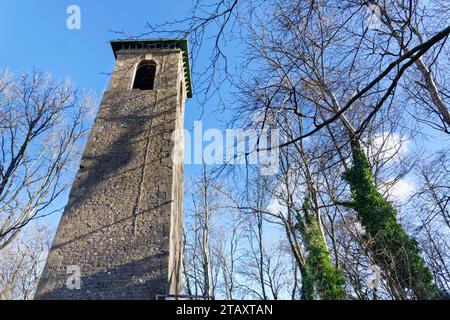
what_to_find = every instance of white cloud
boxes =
[370,132,410,164]
[267,197,287,216]
[381,178,416,202]
[266,175,305,217]
[390,179,416,200]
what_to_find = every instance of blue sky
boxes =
[2,1,447,230]
[0,0,223,125]
[0,0,233,228]
[0,1,189,90]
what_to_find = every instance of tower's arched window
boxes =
[133,61,156,90]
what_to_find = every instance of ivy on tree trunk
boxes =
[296,199,347,300]
[343,141,440,299]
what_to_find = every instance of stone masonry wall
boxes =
[34,49,186,300]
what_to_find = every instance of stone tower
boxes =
[35,39,191,300]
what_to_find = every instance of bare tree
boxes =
[183,166,226,298]
[0,70,95,250]
[415,151,450,230]
[0,223,52,300]
[212,211,242,300]
[142,0,450,299]
[375,0,450,132]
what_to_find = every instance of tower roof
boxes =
[110,39,192,98]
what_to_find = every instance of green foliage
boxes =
[297,198,347,300]
[299,265,315,300]
[343,142,440,299]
